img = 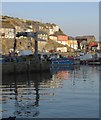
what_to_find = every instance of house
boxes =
[25,26,33,32]
[37,31,48,52]
[75,35,96,50]
[37,31,48,41]
[45,23,59,35]
[33,22,47,33]
[30,22,59,36]
[49,34,57,41]
[52,24,59,32]
[47,28,54,35]
[83,35,96,43]
[49,33,68,45]
[67,36,78,50]
[0,21,15,38]
[56,34,68,45]
[97,41,101,50]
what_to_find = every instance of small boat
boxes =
[51,57,74,66]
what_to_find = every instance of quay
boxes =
[2,60,51,74]
[1,50,101,74]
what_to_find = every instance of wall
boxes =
[2,60,51,74]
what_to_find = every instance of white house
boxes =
[49,34,57,41]
[52,24,59,32]
[97,41,101,50]
[45,23,59,35]
[48,29,54,35]
[37,31,48,41]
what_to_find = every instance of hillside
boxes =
[1,15,73,55]
[45,39,74,52]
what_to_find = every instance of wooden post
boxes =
[34,32,39,60]
[13,27,17,57]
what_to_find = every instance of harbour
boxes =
[0,2,100,119]
[1,65,99,118]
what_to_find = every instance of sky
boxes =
[2,2,99,40]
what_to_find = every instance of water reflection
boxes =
[1,65,99,118]
[2,72,53,118]
[13,73,40,117]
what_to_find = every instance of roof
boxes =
[75,36,87,40]
[55,33,67,36]
[49,34,57,37]
[75,35,95,40]
[68,36,75,40]
[83,35,95,39]
[88,41,98,47]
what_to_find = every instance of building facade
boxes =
[49,34,58,41]
[57,34,68,45]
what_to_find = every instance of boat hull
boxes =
[51,58,74,66]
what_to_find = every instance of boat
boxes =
[1,117,16,120]
[80,52,101,65]
[51,57,74,66]
[38,52,79,66]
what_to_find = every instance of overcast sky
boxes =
[2,2,99,40]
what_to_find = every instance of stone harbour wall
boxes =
[2,61,51,74]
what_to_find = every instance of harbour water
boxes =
[1,65,99,118]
